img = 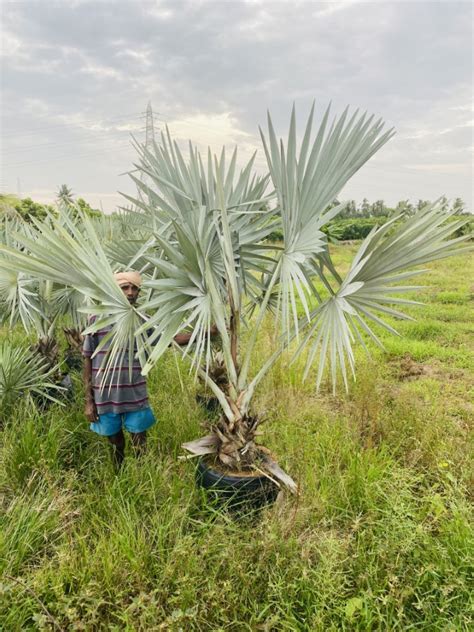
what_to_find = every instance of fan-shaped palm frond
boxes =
[52,285,88,331]
[0,341,63,419]
[0,268,43,332]
[292,201,472,392]
[0,211,148,389]
[259,103,395,338]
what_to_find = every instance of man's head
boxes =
[114,271,142,304]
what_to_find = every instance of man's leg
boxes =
[90,412,124,468]
[108,429,125,468]
[125,408,156,458]
[130,431,147,456]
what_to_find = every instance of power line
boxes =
[2,111,144,139]
[3,107,267,170]
[4,110,259,157]
[5,126,144,156]
[6,140,135,169]
[4,109,152,169]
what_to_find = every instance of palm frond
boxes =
[0,268,43,332]
[0,211,147,387]
[260,104,395,341]
[0,341,63,418]
[295,202,472,392]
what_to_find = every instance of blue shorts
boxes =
[90,407,156,436]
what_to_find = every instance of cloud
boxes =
[0,29,27,60]
[1,0,472,211]
[314,0,363,18]
[80,62,123,80]
[403,163,471,174]
[115,48,152,67]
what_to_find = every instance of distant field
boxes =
[1,245,472,630]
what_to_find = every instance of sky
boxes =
[1,0,472,213]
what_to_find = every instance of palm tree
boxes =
[1,104,470,490]
[0,193,21,221]
[56,184,74,206]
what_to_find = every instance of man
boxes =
[83,271,152,466]
[83,271,156,467]
[83,271,193,467]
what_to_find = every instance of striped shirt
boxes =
[83,319,149,415]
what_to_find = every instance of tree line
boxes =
[328,196,467,219]
[0,189,469,224]
[0,185,101,222]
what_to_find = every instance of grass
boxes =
[1,245,473,630]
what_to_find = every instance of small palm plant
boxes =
[0,341,63,422]
[0,217,88,372]
[1,104,470,489]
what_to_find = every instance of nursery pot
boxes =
[196,458,279,511]
[195,393,221,417]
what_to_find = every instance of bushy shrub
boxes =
[445,214,474,238]
[267,218,389,242]
[268,214,473,243]
[322,217,389,240]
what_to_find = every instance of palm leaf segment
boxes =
[0,216,89,335]
[0,219,50,334]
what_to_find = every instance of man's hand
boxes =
[174,324,219,346]
[83,356,97,422]
[85,400,98,423]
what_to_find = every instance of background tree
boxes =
[451,197,466,215]
[56,184,75,206]
[394,199,415,216]
[342,200,357,218]
[55,184,101,219]
[416,199,431,212]
[370,199,387,217]
[13,198,54,223]
[360,198,371,217]
[438,195,449,213]
[76,197,101,218]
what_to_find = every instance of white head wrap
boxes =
[114,271,142,288]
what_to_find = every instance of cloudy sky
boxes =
[1,0,472,212]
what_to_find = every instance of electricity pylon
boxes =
[137,102,156,208]
[144,101,155,150]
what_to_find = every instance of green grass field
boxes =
[1,245,473,630]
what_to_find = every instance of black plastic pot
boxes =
[32,373,74,410]
[64,352,83,372]
[195,394,221,418]
[196,458,279,512]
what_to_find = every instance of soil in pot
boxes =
[196,458,279,513]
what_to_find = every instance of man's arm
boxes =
[83,356,98,422]
[173,331,193,346]
[174,324,219,346]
